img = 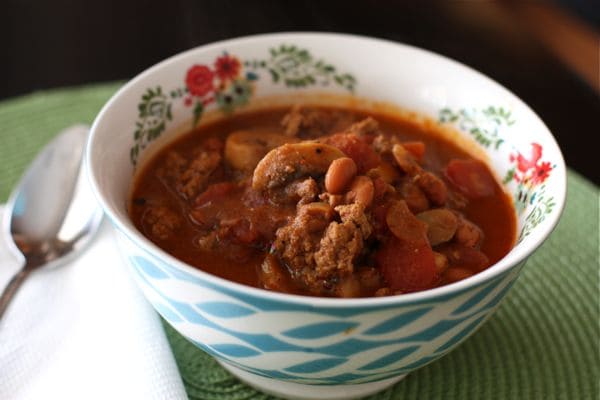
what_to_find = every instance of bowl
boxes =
[86,33,566,400]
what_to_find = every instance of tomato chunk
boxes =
[376,238,439,293]
[195,182,238,207]
[402,141,426,162]
[325,133,381,173]
[445,159,496,199]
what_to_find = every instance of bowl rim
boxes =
[86,31,567,307]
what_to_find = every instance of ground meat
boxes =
[197,231,218,250]
[177,151,222,200]
[159,151,187,181]
[157,149,222,201]
[281,105,351,138]
[319,192,344,207]
[272,203,372,295]
[347,117,379,136]
[264,177,320,205]
[314,204,372,282]
[372,133,399,154]
[284,178,320,205]
[142,206,181,241]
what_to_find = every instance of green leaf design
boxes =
[129,86,172,165]
[193,101,203,128]
[503,168,515,184]
[246,44,356,92]
[268,69,280,83]
[438,106,514,150]
[517,192,555,243]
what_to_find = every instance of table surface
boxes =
[1,1,599,185]
[0,82,598,400]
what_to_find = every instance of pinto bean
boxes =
[299,202,335,232]
[357,267,384,291]
[374,287,393,297]
[439,243,489,271]
[335,276,362,298]
[325,157,357,194]
[433,251,449,274]
[367,162,400,184]
[400,181,430,213]
[414,171,448,206]
[445,267,474,283]
[345,176,374,208]
[455,217,484,248]
[417,208,458,246]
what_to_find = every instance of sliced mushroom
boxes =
[392,143,420,175]
[252,142,345,191]
[416,208,458,246]
[225,130,299,172]
[385,200,428,244]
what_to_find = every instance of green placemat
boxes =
[1,84,598,399]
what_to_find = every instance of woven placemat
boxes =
[1,84,598,399]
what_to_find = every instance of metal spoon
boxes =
[0,125,104,319]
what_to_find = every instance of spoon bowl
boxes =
[0,125,104,319]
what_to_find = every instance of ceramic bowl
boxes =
[86,33,566,400]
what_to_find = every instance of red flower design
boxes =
[186,65,214,96]
[532,161,552,184]
[214,54,241,81]
[515,143,542,173]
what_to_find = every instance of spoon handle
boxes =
[0,264,37,320]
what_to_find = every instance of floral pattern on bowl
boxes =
[438,107,556,242]
[130,45,356,165]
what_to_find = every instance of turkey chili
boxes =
[129,105,516,297]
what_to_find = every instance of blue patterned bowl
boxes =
[86,33,566,399]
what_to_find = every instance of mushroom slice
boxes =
[252,142,345,191]
[225,130,299,172]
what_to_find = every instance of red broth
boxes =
[129,105,516,297]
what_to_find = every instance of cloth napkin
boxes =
[0,206,188,400]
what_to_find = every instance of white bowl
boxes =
[86,33,566,400]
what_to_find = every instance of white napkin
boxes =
[0,205,188,400]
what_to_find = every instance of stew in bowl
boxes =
[129,104,516,297]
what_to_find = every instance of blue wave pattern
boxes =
[121,234,524,385]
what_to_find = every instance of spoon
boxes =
[0,125,104,319]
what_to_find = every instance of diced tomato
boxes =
[445,159,496,199]
[325,133,381,173]
[402,141,426,162]
[376,238,439,293]
[195,182,237,207]
[372,177,389,202]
